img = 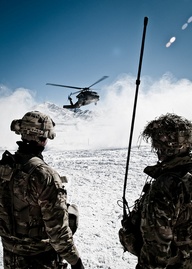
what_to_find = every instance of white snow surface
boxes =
[0,102,157,268]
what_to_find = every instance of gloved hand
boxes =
[71,258,85,269]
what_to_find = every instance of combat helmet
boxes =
[10,111,56,144]
[142,113,192,161]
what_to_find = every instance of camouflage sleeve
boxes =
[35,164,80,265]
[139,174,183,268]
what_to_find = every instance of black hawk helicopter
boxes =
[46,76,108,109]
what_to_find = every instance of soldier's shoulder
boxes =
[150,171,183,201]
[26,157,60,184]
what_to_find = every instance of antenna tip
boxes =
[144,17,148,25]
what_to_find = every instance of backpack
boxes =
[0,150,79,236]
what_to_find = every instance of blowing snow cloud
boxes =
[1,74,192,151]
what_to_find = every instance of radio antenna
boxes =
[123,17,148,219]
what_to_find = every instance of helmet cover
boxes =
[10,111,56,143]
[142,113,192,160]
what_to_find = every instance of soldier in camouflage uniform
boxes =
[119,113,192,269]
[0,111,85,269]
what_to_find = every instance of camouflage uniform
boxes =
[3,248,60,269]
[0,143,79,268]
[0,111,83,269]
[119,114,192,269]
[139,155,192,269]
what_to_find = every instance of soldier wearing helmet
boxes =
[142,113,192,162]
[0,111,85,269]
[119,113,192,269]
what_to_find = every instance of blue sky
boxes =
[0,0,192,106]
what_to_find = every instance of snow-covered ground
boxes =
[0,101,158,268]
[1,70,192,268]
[46,145,155,268]
[5,72,192,268]
[0,144,156,268]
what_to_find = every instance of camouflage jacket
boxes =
[139,155,192,269]
[0,149,79,265]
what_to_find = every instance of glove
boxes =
[71,258,85,269]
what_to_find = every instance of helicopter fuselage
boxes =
[46,75,108,109]
[76,90,99,106]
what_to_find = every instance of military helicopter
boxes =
[46,76,108,109]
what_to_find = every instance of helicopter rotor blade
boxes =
[46,83,82,90]
[70,90,83,95]
[88,76,109,88]
[46,75,109,92]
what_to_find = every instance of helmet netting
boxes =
[142,113,192,158]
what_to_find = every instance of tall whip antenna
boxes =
[123,17,148,219]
